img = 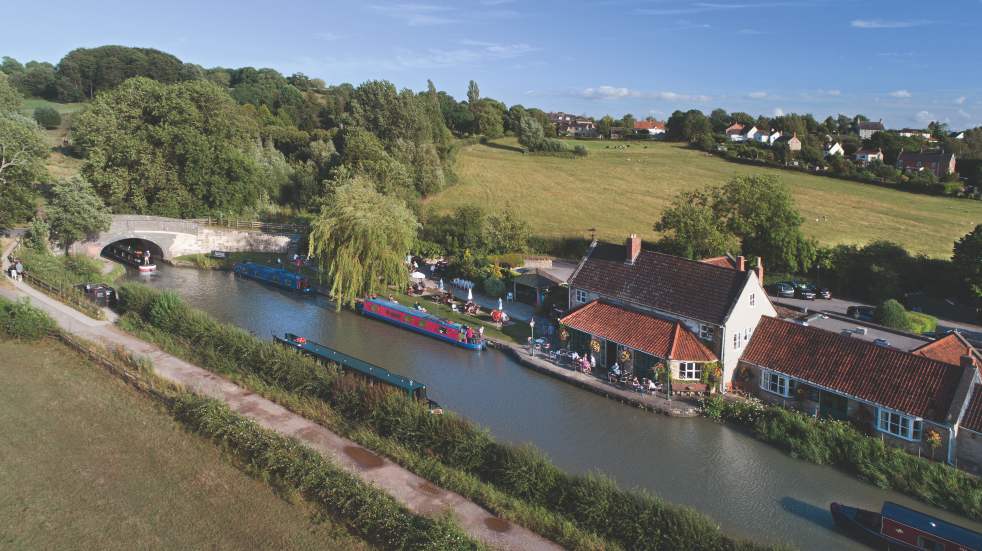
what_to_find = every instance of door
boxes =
[819,392,849,420]
[605,340,618,368]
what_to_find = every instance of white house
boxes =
[740,126,760,142]
[858,120,884,139]
[854,147,884,166]
[824,142,844,157]
[898,128,932,139]
[565,236,776,392]
[755,129,782,145]
[725,123,746,141]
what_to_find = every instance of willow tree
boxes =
[308,177,418,309]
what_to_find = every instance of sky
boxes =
[4,0,981,128]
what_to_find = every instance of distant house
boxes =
[634,119,666,136]
[740,126,760,142]
[896,149,957,178]
[824,141,845,157]
[566,235,774,392]
[854,147,884,166]
[755,129,782,145]
[739,317,979,466]
[950,131,966,140]
[552,114,598,138]
[775,132,802,152]
[898,128,932,139]
[858,120,885,139]
[609,127,627,140]
[725,123,745,141]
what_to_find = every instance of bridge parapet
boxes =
[109,215,201,236]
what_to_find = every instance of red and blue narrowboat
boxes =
[831,501,982,550]
[359,298,485,350]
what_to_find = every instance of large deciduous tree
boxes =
[655,191,740,259]
[308,177,418,309]
[953,224,982,301]
[0,77,47,229]
[46,176,111,252]
[71,77,264,217]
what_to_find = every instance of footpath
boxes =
[0,242,561,551]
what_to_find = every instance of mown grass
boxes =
[0,337,373,551]
[427,138,982,259]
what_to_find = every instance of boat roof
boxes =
[882,501,982,548]
[365,298,463,330]
[238,262,306,280]
[284,334,425,392]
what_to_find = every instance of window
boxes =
[574,289,588,304]
[877,409,923,441]
[760,369,792,397]
[679,362,701,380]
[744,327,751,342]
[699,325,714,342]
[749,293,756,307]
[733,333,741,350]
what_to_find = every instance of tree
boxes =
[953,224,982,300]
[0,72,20,113]
[473,99,505,138]
[308,177,418,309]
[55,45,187,100]
[33,106,61,129]
[46,176,111,252]
[709,108,730,133]
[0,109,47,229]
[72,77,264,216]
[655,191,740,259]
[23,217,50,252]
[875,299,911,331]
[517,114,545,149]
[597,115,614,139]
[467,80,480,105]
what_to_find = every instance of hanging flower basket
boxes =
[619,349,631,363]
[590,339,601,353]
[559,328,569,342]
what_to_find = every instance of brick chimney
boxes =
[754,257,764,283]
[736,255,746,272]
[626,234,641,265]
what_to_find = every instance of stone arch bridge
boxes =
[73,215,296,261]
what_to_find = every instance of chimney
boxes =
[626,234,641,265]
[755,257,764,283]
[736,255,746,272]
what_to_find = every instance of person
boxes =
[478,326,484,340]
[589,354,596,370]
[143,250,151,266]
[465,326,474,343]
[571,350,580,362]
[647,378,659,392]
[632,376,641,393]
[611,362,621,377]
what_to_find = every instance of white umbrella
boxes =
[439,278,444,291]
[498,297,503,310]
[410,271,426,280]
[467,288,473,301]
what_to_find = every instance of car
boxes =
[872,338,890,347]
[800,283,832,300]
[794,286,817,300]
[817,287,832,299]
[846,305,875,322]
[768,282,795,298]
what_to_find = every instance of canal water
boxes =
[127,265,982,550]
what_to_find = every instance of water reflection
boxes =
[126,265,982,551]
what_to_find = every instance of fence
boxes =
[188,218,308,235]
[20,271,105,320]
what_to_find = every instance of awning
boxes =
[560,301,717,362]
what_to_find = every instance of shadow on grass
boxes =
[482,141,526,154]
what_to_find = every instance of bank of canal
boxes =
[127,264,982,551]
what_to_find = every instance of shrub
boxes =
[33,106,61,129]
[482,276,505,297]
[875,299,910,330]
[907,311,938,334]
[0,297,56,340]
[24,218,50,252]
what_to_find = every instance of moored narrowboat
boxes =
[232,262,311,293]
[103,243,157,272]
[831,501,982,550]
[358,297,485,350]
[274,332,440,412]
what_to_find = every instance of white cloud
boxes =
[851,19,930,29]
[393,41,535,69]
[638,2,812,16]
[914,110,935,125]
[652,91,712,102]
[817,89,841,96]
[889,89,912,98]
[579,87,710,102]
[773,107,785,116]
[956,96,967,105]
[748,91,768,99]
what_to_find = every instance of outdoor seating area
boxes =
[541,346,667,397]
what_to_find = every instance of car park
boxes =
[846,305,875,322]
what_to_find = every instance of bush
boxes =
[482,276,505,297]
[23,218,50,252]
[33,106,61,129]
[875,299,910,330]
[0,297,56,340]
[907,311,938,334]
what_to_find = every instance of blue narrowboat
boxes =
[274,332,440,411]
[358,298,485,350]
[232,262,311,293]
[831,501,982,550]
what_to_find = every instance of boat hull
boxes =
[830,503,928,551]
[360,305,485,351]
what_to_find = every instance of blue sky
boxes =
[4,0,980,128]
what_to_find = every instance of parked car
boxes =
[846,305,875,322]
[768,282,795,298]
[800,283,832,299]
[794,286,817,300]
[873,338,890,347]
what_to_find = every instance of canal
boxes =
[127,265,982,550]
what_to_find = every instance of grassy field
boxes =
[429,138,982,259]
[18,98,86,181]
[0,338,372,551]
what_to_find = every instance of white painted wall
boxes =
[719,272,776,391]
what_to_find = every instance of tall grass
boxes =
[0,297,57,340]
[115,283,777,551]
[702,395,982,520]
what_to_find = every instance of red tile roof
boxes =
[962,391,982,433]
[560,301,717,362]
[700,255,739,270]
[725,123,745,135]
[634,120,665,130]
[570,242,751,325]
[912,333,980,367]
[742,317,968,422]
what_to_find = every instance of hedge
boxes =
[702,395,982,521]
[0,297,57,340]
[115,283,776,551]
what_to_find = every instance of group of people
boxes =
[459,324,483,344]
[6,257,23,281]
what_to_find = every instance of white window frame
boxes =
[876,408,923,442]
[699,324,714,342]
[750,293,756,308]
[678,362,701,380]
[574,289,588,304]
[760,369,792,397]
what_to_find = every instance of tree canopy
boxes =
[308,177,418,309]
[0,78,47,229]
[953,224,982,300]
[46,176,111,252]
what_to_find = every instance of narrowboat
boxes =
[103,243,156,272]
[831,501,982,550]
[232,262,311,293]
[358,297,486,350]
[274,332,440,412]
